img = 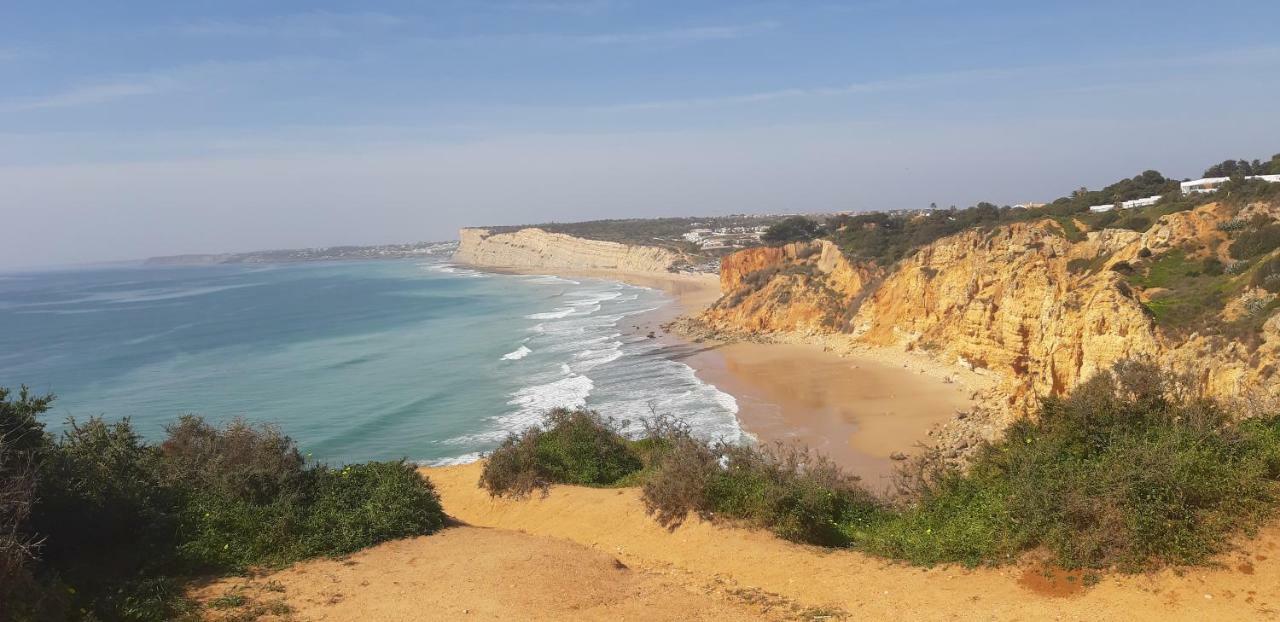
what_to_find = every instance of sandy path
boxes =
[420,463,1278,621]
[194,464,1279,620]
[193,527,774,621]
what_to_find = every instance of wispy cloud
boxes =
[570,22,777,44]
[581,44,1280,112]
[0,80,171,112]
[176,11,406,38]
[423,21,778,47]
[591,67,1013,111]
[0,56,329,114]
[499,0,627,15]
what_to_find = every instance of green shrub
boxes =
[1066,258,1092,274]
[170,421,445,572]
[762,216,823,245]
[0,405,41,619]
[1252,257,1280,293]
[480,408,643,497]
[33,417,179,581]
[641,433,881,547]
[299,461,445,557]
[0,388,447,621]
[1117,215,1152,232]
[1229,223,1280,260]
[855,363,1280,570]
[636,362,1280,571]
[855,470,1024,567]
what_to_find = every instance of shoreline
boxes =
[459,261,986,484]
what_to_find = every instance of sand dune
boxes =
[195,463,1279,620]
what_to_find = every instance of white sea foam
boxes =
[442,271,742,454]
[526,307,575,320]
[422,263,487,278]
[523,275,581,286]
[508,373,593,415]
[419,452,484,467]
[500,345,532,361]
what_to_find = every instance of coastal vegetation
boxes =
[483,363,1280,573]
[487,215,782,254]
[1112,208,1280,338]
[760,216,824,245]
[756,154,1280,268]
[0,388,445,622]
[479,407,647,497]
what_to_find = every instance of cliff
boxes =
[453,227,683,273]
[694,201,1280,423]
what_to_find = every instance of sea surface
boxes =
[0,253,741,465]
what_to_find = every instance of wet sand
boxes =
[686,341,974,487]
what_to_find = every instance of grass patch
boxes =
[1051,217,1085,242]
[1125,249,1236,331]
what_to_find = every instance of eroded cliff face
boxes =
[454,227,682,273]
[697,202,1280,419]
[704,240,881,334]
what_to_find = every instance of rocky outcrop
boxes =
[703,240,882,335]
[693,202,1280,426]
[453,228,682,273]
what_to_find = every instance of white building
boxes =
[1180,177,1230,195]
[1120,195,1162,209]
[1180,175,1280,195]
[1089,194,1162,213]
[682,228,712,243]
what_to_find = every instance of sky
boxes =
[2,1,1280,268]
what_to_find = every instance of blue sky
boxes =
[3,1,1280,267]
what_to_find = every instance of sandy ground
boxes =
[195,463,1280,620]
[686,341,974,486]
[191,526,773,621]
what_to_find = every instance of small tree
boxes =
[762,216,822,245]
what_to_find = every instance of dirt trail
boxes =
[193,527,777,621]
[195,463,1280,620]
[424,464,1279,621]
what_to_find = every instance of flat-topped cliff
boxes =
[453,227,683,273]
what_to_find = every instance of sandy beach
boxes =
[477,265,979,484]
[685,341,975,486]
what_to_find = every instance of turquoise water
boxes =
[0,256,740,465]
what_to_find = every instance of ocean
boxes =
[0,253,741,465]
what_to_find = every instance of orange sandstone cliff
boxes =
[693,201,1280,426]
